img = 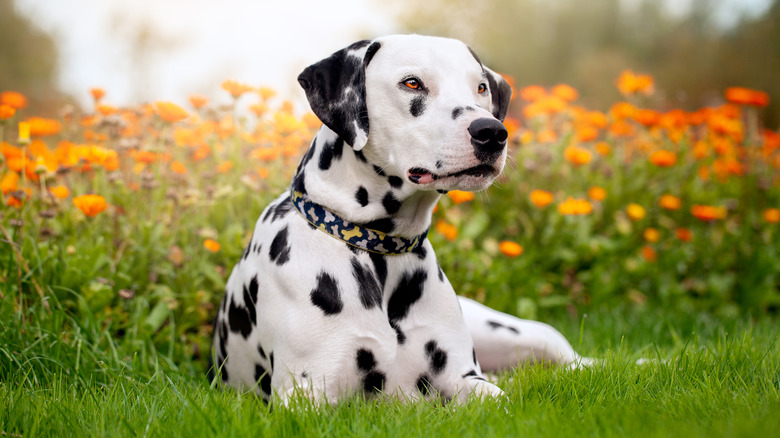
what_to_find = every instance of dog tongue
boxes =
[408,168,436,184]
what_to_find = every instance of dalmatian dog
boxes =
[211,35,589,405]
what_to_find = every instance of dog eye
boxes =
[403,78,421,90]
[478,83,487,94]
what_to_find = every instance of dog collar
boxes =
[290,188,427,256]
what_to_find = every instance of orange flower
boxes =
[216,161,234,174]
[221,80,254,98]
[536,129,558,144]
[675,227,693,242]
[763,208,780,224]
[258,86,277,101]
[203,239,221,253]
[626,203,646,221]
[134,150,157,164]
[90,88,106,101]
[529,189,554,208]
[251,147,281,162]
[588,186,607,202]
[49,185,70,199]
[648,150,677,167]
[633,109,661,127]
[1,171,19,194]
[97,104,116,116]
[170,160,188,175]
[643,228,660,243]
[435,219,458,241]
[564,145,593,167]
[595,141,611,156]
[302,112,322,130]
[189,94,208,109]
[519,85,547,102]
[499,241,523,257]
[724,87,770,107]
[26,117,62,137]
[155,102,189,123]
[250,103,269,117]
[641,245,657,262]
[448,190,475,204]
[658,194,681,210]
[0,91,28,109]
[690,204,726,222]
[615,70,654,96]
[73,194,107,217]
[551,84,578,102]
[0,104,15,120]
[6,188,31,208]
[557,197,593,215]
[575,125,599,142]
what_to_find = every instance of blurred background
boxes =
[2,0,778,127]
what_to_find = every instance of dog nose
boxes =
[468,118,508,161]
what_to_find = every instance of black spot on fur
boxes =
[462,369,478,378]
[373,165,386,177]
[364,41,382,67]
[218,356,229,382]
[425,340,448,375]
[296,138,318,174]
[353,149,368,163]
[346,243,362,255]
[364,218,394,234]
[363,371,386,393]
[416,375,432,396]
[269,352,274,371]
[410,96,426,117]
[310,271,343,315]
[319,140,337,170]
[355,186,369,207]
[241,242,252,260]
[437,264,445,282]
[270,195,293,222]
[255,364,272,394]
[242,277,258,323]
[218,320,228,359]
[269,226,291,266]
[392,325,406,344]
[382,192,402,215]
[292,170,307,195]
[452,107,464,120]
[387,269,427,344]
[411,243,427,260]
[369,253,387,288]
[388,175,403,189]
[473,348,477,365]
[487,320,520,335]
[352,258,382,309]
[356,348,376,371]
[258,344,267,360]
[228,298,252,338]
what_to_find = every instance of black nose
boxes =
[468,118,508,162]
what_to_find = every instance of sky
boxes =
[13,0,774,110]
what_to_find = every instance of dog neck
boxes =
[291,126,441,238]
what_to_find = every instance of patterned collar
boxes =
[290,187,428,256]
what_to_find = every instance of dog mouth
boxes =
[407,164,497,185]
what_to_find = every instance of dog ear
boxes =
[297,40,382,151]
[483,67,513,122]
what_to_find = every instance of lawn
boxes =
[2,296,778,437]
[1,77,779,436]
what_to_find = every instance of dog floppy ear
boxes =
[297,40,382,151]
[484,67,513,122]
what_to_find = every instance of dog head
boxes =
[298,35,512,192]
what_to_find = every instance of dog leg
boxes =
[458,296,594,371]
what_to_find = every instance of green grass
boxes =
[2,293,778,437]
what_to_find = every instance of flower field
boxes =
[1,73,779,379]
